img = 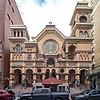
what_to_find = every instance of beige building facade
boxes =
[9,2,93,87]
[83,0,100,88]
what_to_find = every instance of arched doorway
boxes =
[51,69,56,78]
[14,69,22,84]
[80,70,86,84]
[68,69,75,87]
[26,69,33,85]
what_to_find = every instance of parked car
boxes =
[17,88,70,100]
[74,89,100,100]
[0,89,15,100]
[71,89,92,100]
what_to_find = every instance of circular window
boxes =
[43,40,58,54]
[37,69,41,73]
[60,69,64,73]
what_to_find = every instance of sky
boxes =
[15,0,82,38]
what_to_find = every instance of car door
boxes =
[95,90,100,100]
[32,89,51,100]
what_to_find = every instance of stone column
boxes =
[9,73,15,88]
[22,67,26,80]
[65,74,68,82]
[56,75,59,79]
[32,74,36,86]
[42,74,45,80]
[75,73,80,88]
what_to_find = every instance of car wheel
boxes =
[55,98,63,100]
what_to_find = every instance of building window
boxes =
[12,7,14,13]
[7,14,10,20]
[47,58,55,67]
[91,15,94,23]
[45,69,50,79]
[27,54,32,60]
[60,69,64,73]
[11,20,14,25]
[8,0,11,6]
[79,16,87,22]
[51,69,56,78]
[37,69,41,73]
[84,31,88,37]
[92,55,95,62]
[17,31,20,37]
[21,31,23,37]
[79,31,83,37]
[15,44,21,52]
[14,31,16,37]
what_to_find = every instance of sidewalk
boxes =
[13,84,32,96]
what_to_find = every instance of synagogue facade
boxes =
[9,2,93,87]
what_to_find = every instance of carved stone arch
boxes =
[25,68,33,73]
[13,68,22,73]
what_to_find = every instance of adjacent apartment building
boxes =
[0,0,23,82]
[8,2,93,88]
[83,0,100,88]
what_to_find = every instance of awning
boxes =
[42,77,63,85]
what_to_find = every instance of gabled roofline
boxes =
[33,25,66,42]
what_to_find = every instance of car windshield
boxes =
[32,89,39,94]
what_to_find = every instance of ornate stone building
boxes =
[9,2,93,87]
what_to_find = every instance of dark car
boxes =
[74,89,100,100]
[0,89,15,100]
[17,88,70,100]
[71,89,92,100]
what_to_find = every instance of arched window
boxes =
[45,69,50,79]
[47,58,55,67]
[84,31,88,38]
[15,44,21,52]
[51,69,56,78]
[68,45,76,59]
[79,16,87,22]
[79,31,83,37]
[14,31,16,37]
